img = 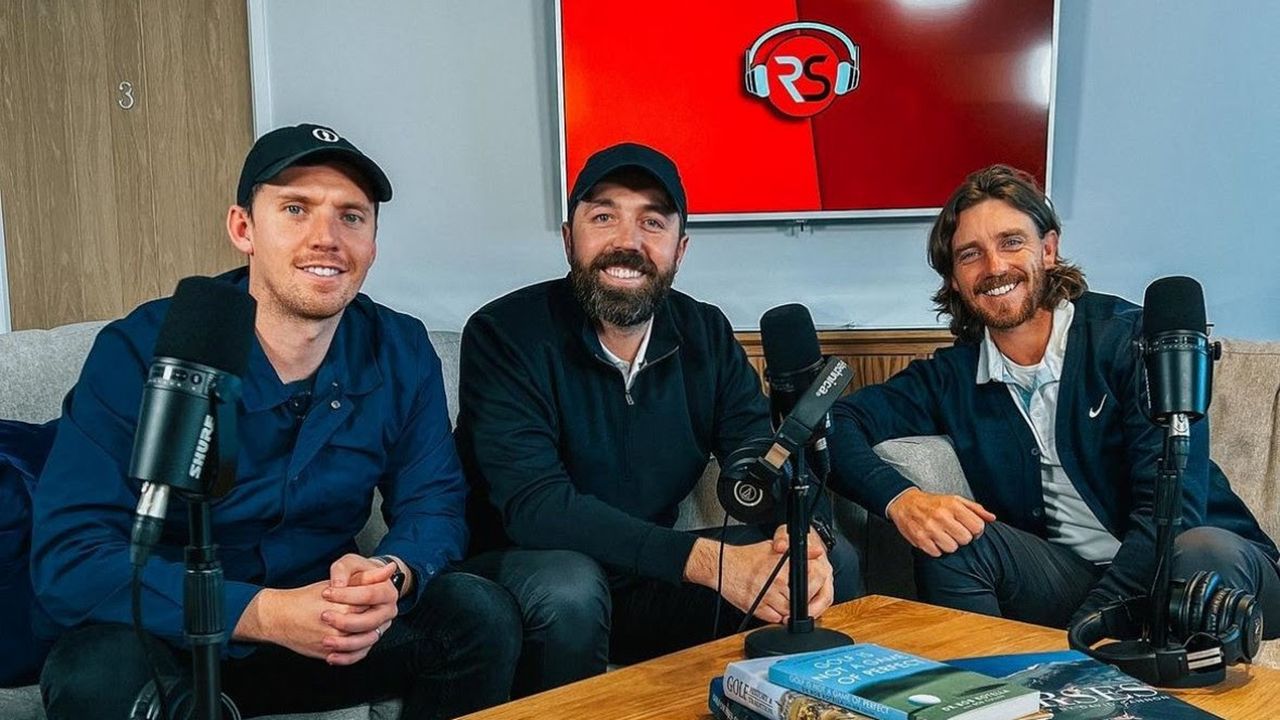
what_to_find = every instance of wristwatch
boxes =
[811,519,838,553]
[371,555,407,596]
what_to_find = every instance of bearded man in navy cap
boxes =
[32,124,520,719]
[455,143,862,696]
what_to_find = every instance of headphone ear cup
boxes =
[749,65,770,98]
[1191,571,1222,634]
[834,62,853,94]
[1215,587,1262,662]
[1171,571,1211,637]
[1235,593,1264,661]
[1168,575,1193,637]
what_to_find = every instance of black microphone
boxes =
[718,353,852,523]
[760,303,833,481]
[1143,276,1214,422]
[128,277,255,567]
[1142,276,1218,472]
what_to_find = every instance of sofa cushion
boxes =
[0,321,106,424]
[1208,339,1280,542]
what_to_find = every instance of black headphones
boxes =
[130,678,242,720]
[1068,570,1263,687]
[716,437,789,526]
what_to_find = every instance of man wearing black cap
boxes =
[32,124,520,719]
[455,143,861,695]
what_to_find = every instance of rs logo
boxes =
[744,22,860,118]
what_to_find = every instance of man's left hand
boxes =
[318,554,401,665]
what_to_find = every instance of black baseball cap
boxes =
[236,123,393,207]
[567,143,687,223]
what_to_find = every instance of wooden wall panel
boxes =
[30,2,86,327]
[0,0,251,330]
[735,329,955,393]
[0,2,47,329]
[139,0,250,297]
[107,0,162,310]
[60,0,124,323]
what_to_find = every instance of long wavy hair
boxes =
[928,165,1087,342]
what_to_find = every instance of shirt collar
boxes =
[976,298,1075,385]
[598,317,654,372]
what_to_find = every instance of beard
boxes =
[260,270,359,322]
[964,265,1048,331]
[569,249,675,327]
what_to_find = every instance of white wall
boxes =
[0,188,11,333]
[249,1,1280,339]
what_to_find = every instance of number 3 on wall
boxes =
[117,81,136,110]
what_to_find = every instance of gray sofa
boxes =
[2,322,1277,718]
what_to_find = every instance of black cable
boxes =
[734,468,832,634]
[712,509,731,638]
[132,564,172,720]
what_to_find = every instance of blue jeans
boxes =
[914,521,1280,637]
[40,571,521,720]
[465,523,863,697]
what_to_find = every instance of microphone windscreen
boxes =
[153,276,257,375]
[1143,276,1206,337]
[760,303,821,374]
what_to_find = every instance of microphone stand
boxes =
[745,447,852,658]
[1149,415,1189,650]
[134,380,242,720]
[185,499,228,720]
[184,380,242,720]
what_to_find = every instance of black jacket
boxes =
[829,291,1277,618]
[456,277,772,584]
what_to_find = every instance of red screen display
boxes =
[559,0,1055,220]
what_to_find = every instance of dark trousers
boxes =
[914,521,1280,637]
[464,523,863,697]
[40,571,522,720]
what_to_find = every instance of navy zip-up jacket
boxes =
[30,268,466,655]
[829,291,1277,617]
[455,277,772,584]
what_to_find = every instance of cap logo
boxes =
[312,127,341,143]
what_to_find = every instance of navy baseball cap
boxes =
[567,143,687,223]
[236,123,392,207]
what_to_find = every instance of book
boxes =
[946,650,1221,719]
[710,677,770,720]
[767,643,1041,720]
[721,654,874,720]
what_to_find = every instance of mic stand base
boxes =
[745,625,853,659]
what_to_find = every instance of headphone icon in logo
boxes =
[744,21,860,100]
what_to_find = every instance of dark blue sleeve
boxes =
[828,357,951,516]
[29,322,260,655]
[373,328,467,611]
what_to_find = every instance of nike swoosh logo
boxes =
[1089,395,1107,418]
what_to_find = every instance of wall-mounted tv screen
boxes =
[558,0,1057,222]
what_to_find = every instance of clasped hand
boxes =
[715,525,834,625]
[242,554,400,666]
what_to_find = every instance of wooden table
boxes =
[461,595,1278,719]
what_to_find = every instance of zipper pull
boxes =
[625,389,635,406]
